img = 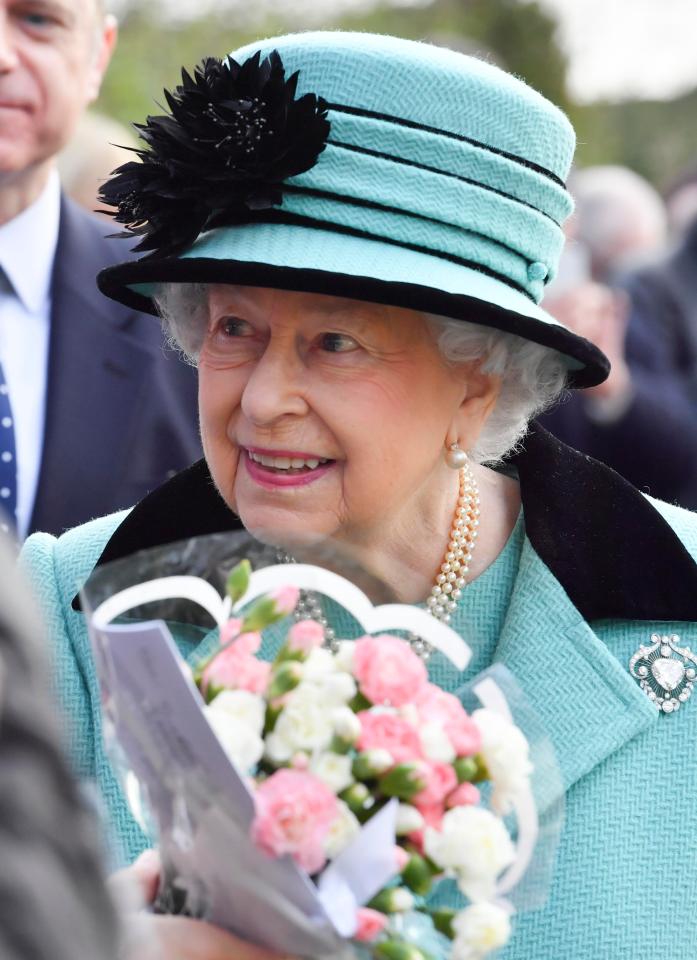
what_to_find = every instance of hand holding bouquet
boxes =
[191,561,533,960]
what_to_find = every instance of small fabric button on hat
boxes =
[527,261,549,282]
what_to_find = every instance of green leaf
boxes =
[266,661,303,700]
[242,596,284,632]
[402,854,436,896]
[226,559,251,603]
[428,908,457,940]
[378,763,425,801]
[373,942,430,960]
[453,756,478,783]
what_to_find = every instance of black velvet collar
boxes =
[73,423,697,622]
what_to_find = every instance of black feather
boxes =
[99,51,330,257]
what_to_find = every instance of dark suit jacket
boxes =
[28,197,201,537]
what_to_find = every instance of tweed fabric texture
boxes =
[220,32,574,299]
[21,495,697,957]
[98,32,613,387]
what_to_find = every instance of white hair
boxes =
[153,282,568,464]
[570,165,667,280]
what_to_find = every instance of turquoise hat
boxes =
[97,31,608,388]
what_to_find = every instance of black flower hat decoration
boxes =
[99,51,331,257]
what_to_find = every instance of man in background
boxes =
[540,166,697,508]
[0,0,200,539]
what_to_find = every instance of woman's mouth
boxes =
[242,448,336,487]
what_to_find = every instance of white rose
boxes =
[324,800,361,859]
[333,640,355,674]
[451,902,512,960]
[424,806,515,903]
[472,709,533,815]
[420,721,456,763]
[332,706,361,743]
[396,803,425,835]
[204,707,264,773]
[310,751,354,794]
[208,689,265,735]
[265,693,334,759]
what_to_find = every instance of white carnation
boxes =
[420,721,456,763]
[324,800,361,859]
[208,689,265,735]
[451,902,512,960]
[204,706,264,773]
[396,803,425,835]
[310,751,354,794]
[472,709,533,815]
[333,640,355,673]
[302,647,336,680]
[332,706,361,743]
[320,671,357,704]
[265,692,334,760]
[424,806,515,903]
[399,703,419,726]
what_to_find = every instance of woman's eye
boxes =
[218,317,252,338]
[319,332,359,353]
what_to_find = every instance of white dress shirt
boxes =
[0,171,60,539]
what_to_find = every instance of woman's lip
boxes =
[242,449,335,488]
[244,445,333,460]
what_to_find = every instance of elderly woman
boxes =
[22,31,697,960]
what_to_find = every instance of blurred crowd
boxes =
[539,162,697,508]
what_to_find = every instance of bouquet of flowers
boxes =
[85,543,551,960]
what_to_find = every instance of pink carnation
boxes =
[271,585,300,616]
[412,759,458,808]
[202,645,270,695]
[251,769,338,874]
[446,782,481,808]
[219,618,244,645]
[357,711,423,765]
[408,801,444,852]
[394,845,410,872]
[287,619,325,654]
[414,684,481,756]
[353,635,428,706]
[354,908,388,942]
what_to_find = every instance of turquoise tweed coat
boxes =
[21,425,697,960]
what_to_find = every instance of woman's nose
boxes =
[240,345,309,426]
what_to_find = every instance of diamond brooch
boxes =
[629,634,697,714]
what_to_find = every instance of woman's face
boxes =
[198,286,485,548]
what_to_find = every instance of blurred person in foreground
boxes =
[0,524,262,960]
[540,166,697,506]
[0,0,200,540]
[21,32,697,960]
[0,528,119,960]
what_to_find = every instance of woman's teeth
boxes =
[247,451,329,471]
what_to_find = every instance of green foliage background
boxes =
[98,0,697,190]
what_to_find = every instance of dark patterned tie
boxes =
[0,358,17,534]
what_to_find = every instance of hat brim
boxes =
[97,221,609,389]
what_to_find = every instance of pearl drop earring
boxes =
[445,442,468,470]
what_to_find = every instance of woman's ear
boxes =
[447,362,501,453]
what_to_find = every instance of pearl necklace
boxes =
[280,462,480,660]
